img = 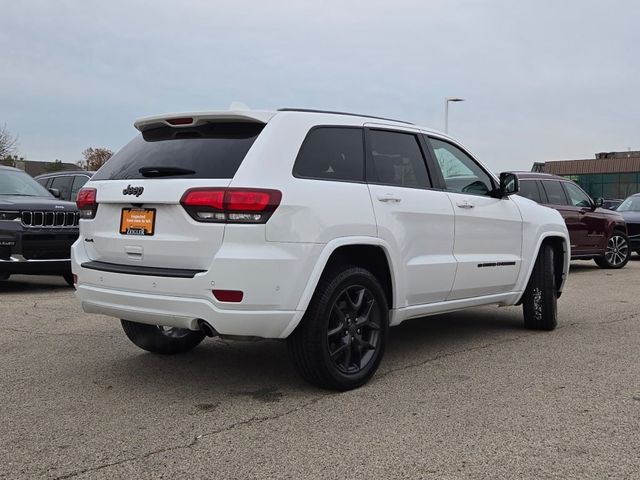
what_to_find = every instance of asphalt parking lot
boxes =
[1,259,639,480]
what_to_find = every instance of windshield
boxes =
[0,169,53,197]
[617,196,640,212]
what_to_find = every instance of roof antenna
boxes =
[229,102,250,111]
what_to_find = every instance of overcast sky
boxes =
[1,0,638,173]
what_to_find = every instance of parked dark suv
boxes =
[0,166,79,284]
[616,193,640,256]
[515,172,630,269]
[35,170,93,202]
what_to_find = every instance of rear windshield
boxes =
[92,122,264,180]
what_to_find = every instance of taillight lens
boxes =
[76,187,98,219]
[180,188,281,223]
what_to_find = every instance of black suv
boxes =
[0,166,79,285]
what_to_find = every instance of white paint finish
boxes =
[446,193,524,300]
[133,110,276,131]
[72,109,571,339]
[368,184,456,305]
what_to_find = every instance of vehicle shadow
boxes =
[100,306,524,395]
[0,275,71,293]
[569,255,640,274]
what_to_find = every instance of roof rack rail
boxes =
[277,108,413,125]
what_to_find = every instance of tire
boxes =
[522,244,557,331]
[594,231,631,269]
[62,273,75,287]
[121,319,205,354]
[287,266,389,391]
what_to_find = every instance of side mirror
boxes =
[594,197,604,208]
[498,172,519,197]
[48,188,61,198]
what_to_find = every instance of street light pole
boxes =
[444,97,465,134]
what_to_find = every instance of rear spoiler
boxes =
[134,110,276,132]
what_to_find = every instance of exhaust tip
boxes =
[197,319,218,338]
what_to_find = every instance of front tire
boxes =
[522,244,557,331]
[287,266,389,391]
[594,231,630,269]
[121,320,205,354]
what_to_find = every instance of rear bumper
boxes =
[71,232,321,338]
[76,283,300,338]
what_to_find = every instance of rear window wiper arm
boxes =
[138,166,196,177]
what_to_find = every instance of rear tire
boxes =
[121,320,205,354]
[522,244,557,331]
[594,231,630,269]
[287,266,389,391]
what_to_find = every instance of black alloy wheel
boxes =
[287,266,389,391]
[327,285,382,375]
[121,319,205,354]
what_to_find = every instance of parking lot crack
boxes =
[379,333,535,380]
[53,395,328,479]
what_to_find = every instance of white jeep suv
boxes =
[72,108,570,390]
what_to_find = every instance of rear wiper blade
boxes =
[139,166,196,177]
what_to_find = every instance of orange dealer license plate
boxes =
[120,208,156,236]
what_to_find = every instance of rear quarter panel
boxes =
[231,113,378,244]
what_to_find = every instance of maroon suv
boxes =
[515,172,630,269]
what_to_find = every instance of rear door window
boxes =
[518,179,543,203]
[366,130,431,188]
[293,127,364,182]
[92,123,264,180]
[541,180,569,206]
[49,175,73,200]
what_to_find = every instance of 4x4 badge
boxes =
[122,185,144,197]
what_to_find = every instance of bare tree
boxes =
[77,147,113,171]
[0,124,18,159]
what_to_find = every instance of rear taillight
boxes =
[76,187,98,219]
[180,188,281,224]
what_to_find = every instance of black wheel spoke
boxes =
[330,341,348,359]
[326,284,382,375]
[328,305,346,338]
[328,324,345,337]
[342,341,352,370]
[345,288,365,314]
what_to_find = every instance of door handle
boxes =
[456,202,474,209]
[377,194,401,203]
